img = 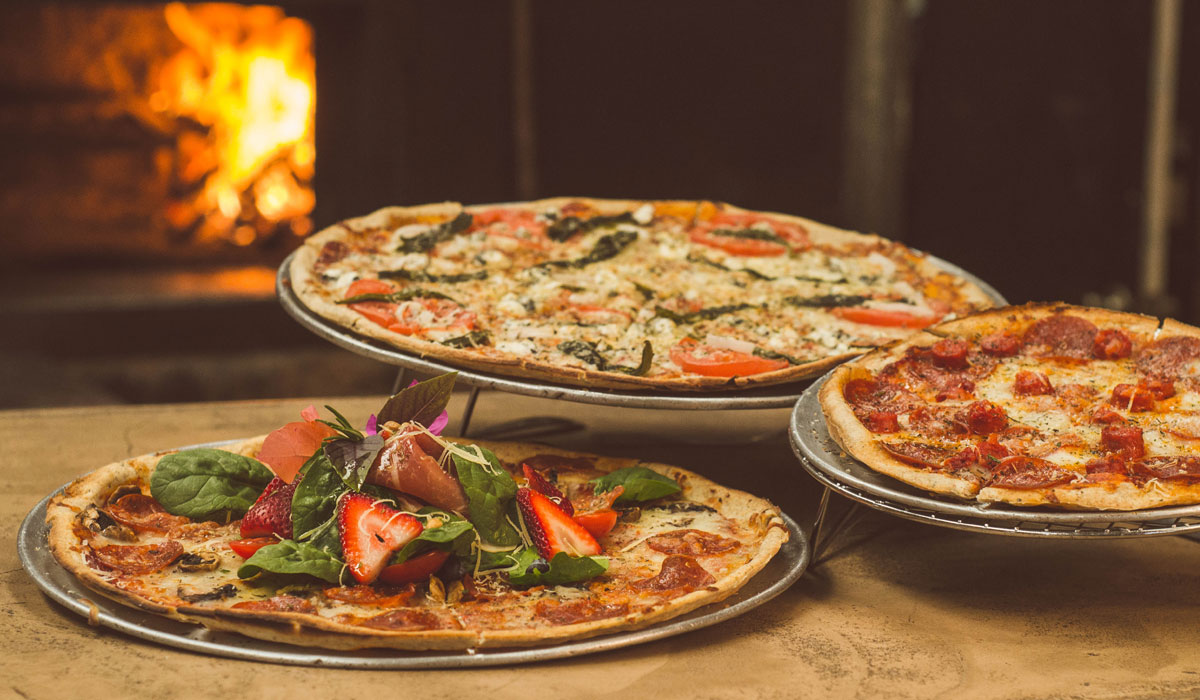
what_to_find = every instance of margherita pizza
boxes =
[46,376,787,650]
[820,303,1200,510]
[290,198,996,390]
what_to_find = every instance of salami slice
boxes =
[90,541,184,575]
[1022,314,1098,359]
[1137,336,1200,380]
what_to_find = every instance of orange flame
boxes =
[153,3,315,245]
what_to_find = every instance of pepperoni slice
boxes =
[1136,336,1200,379]
[90,541,184,574]
[360,609,455,630]
[1093,329,1133,360]
[1013,370,1053,396]
[976,435,1010,463]
[931,338,970,370]
[981,332,1022,357]
[1022,314,1098,359]
[323,584,416,607]
[861,410,900,433]
[1101,425,1145,460]
[989,457,1075,490]
[906,405,969,438]
[231,595,316,613]
[632,555,716,592]
[942,445,981,472]
[646,529,740,557]
[966,401,1008,435]
[534,599,630,626]
[1084,455,1128,482]
[316,240,349,268]
[1130,456,1200,482]
[843,378,882,405]
[1110,384,1154,412]
[881,441,956,469]
[1139,378,1176,400]
[105,494,192,534]
[1090,406,1126,424]
[934,376,976,402]
[843,378,920,414]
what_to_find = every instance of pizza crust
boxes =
[819,302,1200,511]
[289,197,996,392]
[46,437,787,650]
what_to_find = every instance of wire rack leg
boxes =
[390,367,412,395]
[810,487,864,566]
[458,386,481,437]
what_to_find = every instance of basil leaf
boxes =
[538,230,638,269]
[150,448,274,519]
[452,448,522,547]
[380,268,488,284]
[322,433,385,491]
[783,294,869,308]
[376,372,457,427]
[653,303,756,324]
[395,212,472,253]
[390,510,475,564]
[290,451,347,543]
[335,288,457,305]
[505,549,609,587]
[237,539,344,583]
[591,466,681,503]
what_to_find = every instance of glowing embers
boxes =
[153,3,315,247]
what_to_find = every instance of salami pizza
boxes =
[45,377,787,650]
[819,303,1200,510]
[290,198,996,390]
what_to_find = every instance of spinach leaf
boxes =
[783,294,869,308]
[452,448,522,547]
[557,340,653,376]
[379,268,488,284]
[290,451,347,543]
[395,212,473,253]
[335,288,456,305]
[708,227,785,244]
[538,230,638,269]
[441,330,491,348]
[390,509,475,564]
[505,549,609,587]
[323,433,385,491]
[591,466,681,503]
[237,539,344,583]
[753,347,810,365]
[376,372,457,427]
[653,303,756,324]
[150,448,274,519]
[546,212,635,242]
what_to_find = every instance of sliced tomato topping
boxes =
[378,549,451,585]
[668,338,789,378]
[344,279,396,298]
[323,584,416,607]
[709,212,810,247]
[388,298,477,336]
[469,207,548,247]
[228,537,277,559]
[572,509,618,540]
[832,306,942,329]
[343,279,400,328]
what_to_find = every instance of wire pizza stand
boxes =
[276,249,1006,437]
[789,374,1200,563]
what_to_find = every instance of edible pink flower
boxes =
[300,405,320,422]
[365,413,379,436]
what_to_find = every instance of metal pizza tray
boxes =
[18,486,809,668]
[790,374,1200,538]
[275,249,1007,411]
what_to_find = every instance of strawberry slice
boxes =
[240,477,297,539]
[338,492,424,584]
[517,487,601,559]
[521,463,573,516]
[572,510,618,540]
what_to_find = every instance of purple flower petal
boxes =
[365,413,379,436]
[428,410,449,436]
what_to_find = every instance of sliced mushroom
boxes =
[618,506,642,522]
[178,583,238,603]
[77,505,138,541]
[427,574,446,603]
[177,551,221,572]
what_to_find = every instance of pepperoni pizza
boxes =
[820,304,1200,510]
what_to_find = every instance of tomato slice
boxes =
[832,306,941,329]
[343,279,400,328]
[378,549,451,585]
[688,228,788,257]
[469,207,548,246]
[669,338,789,377]
[388,298,477,336]
[573,510,618,539]
[709,212,810,247]
[229,537,277,559]
[344,279,396,298]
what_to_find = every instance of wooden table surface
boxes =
[4,392,1200,699]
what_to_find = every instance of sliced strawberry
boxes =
[572,509,618,540]
[517,487,601,559]
[521,463,573,516]
[229,537,276,559]
[338,492,424,584]
[240,477,297,539]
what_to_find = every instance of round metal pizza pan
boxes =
[275,249,1007,411]
[19,483,809,669]
[790,373,1200,538]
